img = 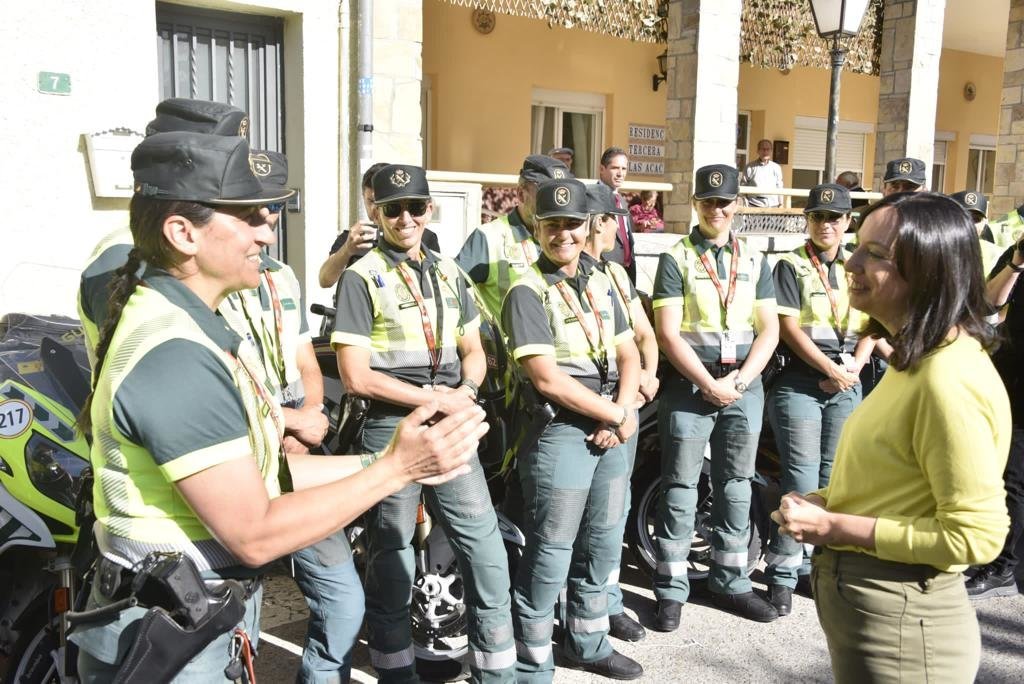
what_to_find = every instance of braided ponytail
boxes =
[77,197,214,434]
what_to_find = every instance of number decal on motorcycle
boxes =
[0,399,32,439]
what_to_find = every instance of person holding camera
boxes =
[333,164,516,682]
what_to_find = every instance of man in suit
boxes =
[598,146,637,283]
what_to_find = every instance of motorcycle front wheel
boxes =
[625,457,762,581]
[3,609,68,684]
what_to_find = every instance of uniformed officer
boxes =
[950,190,1005,278]
[217,151,365,684]
[332,164,515,683]
[881,157,927,195]
[456,155,572,321]
[988,201,1024,249]
[763,184,875,615]
[502,178,642,682]
[651,164,780,628]
[77,98,249,363]
[73,132,482,681]
[581,182,659,643]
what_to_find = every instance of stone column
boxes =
[993,0,1024,218]
[663,0,742,232]
[373,0,424,164]
[871,0,945,190]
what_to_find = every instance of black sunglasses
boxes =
[379,200,429,219]
[807,211,845,223]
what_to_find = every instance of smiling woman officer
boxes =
[72,134,484,682]
[502,178,642,682]
[332,164,515,683]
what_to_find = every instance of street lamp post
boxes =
[809,0,870,184]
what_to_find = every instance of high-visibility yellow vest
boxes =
[988,210,1024,249]
[331,248,473,380]
[474,214,540,320]
[775,244,867,353]
[90,283,281,571]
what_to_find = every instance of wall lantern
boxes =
[652,50,668,92]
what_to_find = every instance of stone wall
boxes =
[993,0,1024,218]
[663,0,742,232]
[372,0,424,165]
[871,0,945,189]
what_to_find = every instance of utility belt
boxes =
[700,360,743,379]
[71,553,257,683]
[509,380,617,465]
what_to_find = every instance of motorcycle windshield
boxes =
[0,313,90,416]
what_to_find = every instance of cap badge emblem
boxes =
[965,192,978,206]
[238,117,250,139]
[553,168,566,179]
[391,169,412,187]
[820,189,835,203]
[709,171,724,188]
[899,160,912,174]
[554,187,571,206]
[249,153,272,177]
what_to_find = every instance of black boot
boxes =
[768,585,793,617]
[608,612,647,642]
[653,598,682,632]
[710,591,779,622]
[568,649,644,681]
[965,565,1019,600]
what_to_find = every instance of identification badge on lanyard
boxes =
[720,330,738,364]
[839,352,856,372]
[599,381,616,401]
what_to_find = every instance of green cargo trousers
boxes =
[361,410,515,684]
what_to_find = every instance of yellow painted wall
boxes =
[935,49,1003,193]
[738,63,881,187]
[422,0,667,177]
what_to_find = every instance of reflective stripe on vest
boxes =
[511,265,621,382]
[777,245,866,352]
[605,260,635,329]
[345,249,466,376]
[91,286,281,572]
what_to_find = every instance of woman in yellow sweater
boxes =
[771,192,1011,683]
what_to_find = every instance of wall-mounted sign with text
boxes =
[627,123,665,176]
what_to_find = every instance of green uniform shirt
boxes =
[90,269,281,572]
[652,227,775,365]
[502,252,632,394]
[456,208,539,320]
[332,239,479,388]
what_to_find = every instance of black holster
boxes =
[111,553,248,684]
[510,384,557,464]
[336,395,370,453]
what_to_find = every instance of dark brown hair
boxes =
[858,192,996,371]
[77,197,215,432]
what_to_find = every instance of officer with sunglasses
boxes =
[651,164,780,627]
[332,165,515,682]
[762,184,876,616]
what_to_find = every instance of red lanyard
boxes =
[227,348,284,454]
[805,240,846,344]
[698,236,740,311]
[260,272,288,389]
[396,259,442,376]
[605,264,634,329]
[554,278,609,381]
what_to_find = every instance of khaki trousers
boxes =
[812,548,979,684]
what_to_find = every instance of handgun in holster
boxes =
[113,553,248,684]
[502,383,557,471]
[335,394,370,454]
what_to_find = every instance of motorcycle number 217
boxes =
[0,399,32,439]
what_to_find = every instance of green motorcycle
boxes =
[0,314,92,684]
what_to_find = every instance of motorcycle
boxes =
[0,314,94,684]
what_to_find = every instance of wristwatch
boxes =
[734,376,749,393]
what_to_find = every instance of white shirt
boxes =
[742,159,783,207]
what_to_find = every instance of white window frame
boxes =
[931,131,954,193]
[531,88,605,178]
[736,110,751,169]
[967,134,997,195]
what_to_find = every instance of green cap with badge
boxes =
[535,178,589,220]
[371,164,431,203]
[804,184,852,214]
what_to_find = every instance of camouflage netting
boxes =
[444,0,883,73]
[740,0,884,74]
[443,0,665,43]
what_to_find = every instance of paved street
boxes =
[254,549,1024,683]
